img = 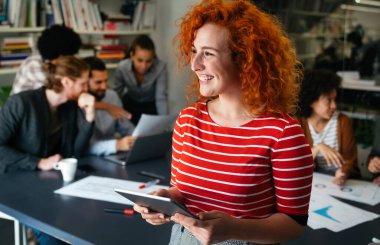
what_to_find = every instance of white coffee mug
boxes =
[54,158,78,182]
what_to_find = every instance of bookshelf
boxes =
[0,28,153,35]
[75,29,154,35]
[0,27,45,33]
[260,1,380,72]
[257,0,358,69]
[0,0,157,87]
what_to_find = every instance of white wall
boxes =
[152,0,199,114]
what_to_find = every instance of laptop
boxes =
[104,131,173,165]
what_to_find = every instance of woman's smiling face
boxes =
[191,23,241,98]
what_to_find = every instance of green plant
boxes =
[0,86,12,108]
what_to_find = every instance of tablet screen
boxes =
[114,188,198,219]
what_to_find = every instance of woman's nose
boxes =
[191,54,205,71]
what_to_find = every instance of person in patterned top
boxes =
[297,69,359,186]
[134,1,313,244]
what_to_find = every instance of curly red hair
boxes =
[175,0,302,116]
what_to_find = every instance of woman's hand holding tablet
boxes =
[114,188,198,222]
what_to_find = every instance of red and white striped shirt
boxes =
[171,101,313,219]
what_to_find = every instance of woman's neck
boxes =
[133,68,144,85]
[135,73,144,84]
[45,89,67,111]
[208,95,253,127]
[308,114,329,133]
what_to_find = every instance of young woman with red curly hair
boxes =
[134,1,313,244]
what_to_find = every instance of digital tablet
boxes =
[114,188,198,219]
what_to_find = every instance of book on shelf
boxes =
[132,1,156,30]
[94,43,127,64]
[73,0,85,30]
[51,0,63,25]
[45,0,55,27]
[0,48,32,54]
[95,44,128,51]
[93,3,102,30]
[0,54,28,60]
[141,2,156,30]
[0,0,9,22]
[132,1,143,30]
[96,51,125,59]
[67,0,78,30]
[0,59,23,66]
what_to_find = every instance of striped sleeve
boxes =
[270,119,314,216]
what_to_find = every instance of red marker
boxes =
[104,208,134,215]
[138,179,160,189]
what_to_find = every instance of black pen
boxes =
[104,208,134,215]
[138,171,166,180]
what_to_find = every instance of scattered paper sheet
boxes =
[312,172,380,205]
[132,114,177,137]
[308,191,379,232]
[54,176,169,205]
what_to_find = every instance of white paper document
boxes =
[308,191,379,232]
[132,114,178,137]
[312,172,380,205]
[54,176,169,205]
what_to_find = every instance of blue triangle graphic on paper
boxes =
[313,205,340,223]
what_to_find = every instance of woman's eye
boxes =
[204,51,213,56]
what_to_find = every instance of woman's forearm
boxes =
[229,213,304,244]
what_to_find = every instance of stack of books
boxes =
[0,36,32,67]
[95,44,127,64]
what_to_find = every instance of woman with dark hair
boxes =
[11,24,82,95]
[114,34,168,125]
[298,69,359,185]
[134,1,314,244]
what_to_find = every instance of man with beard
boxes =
[84,57,135,156]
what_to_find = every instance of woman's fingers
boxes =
[320,145,343,168]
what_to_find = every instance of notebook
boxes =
[104,131,172,165]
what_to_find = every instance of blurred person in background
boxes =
[297,69,360,186]
[114,34,168,125]
[84,56,135,156]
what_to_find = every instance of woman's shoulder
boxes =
[117,59,132,69]
[152,59,167,72]
[258,113,301,127]
[179,101,206,115]
[177,101,207,121]
[337,112,353,126]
